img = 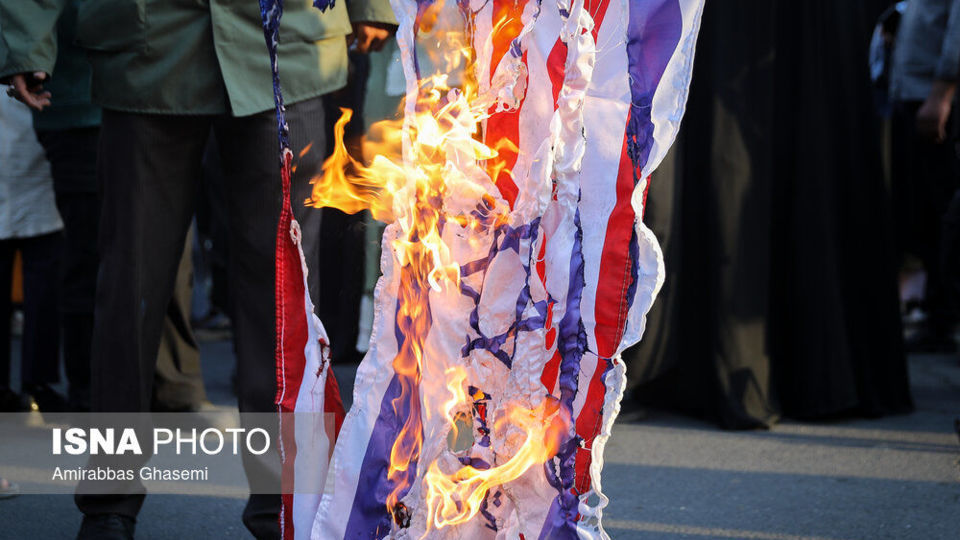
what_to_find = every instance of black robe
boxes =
[623,0,913,429]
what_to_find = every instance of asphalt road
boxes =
[1,339,958,539]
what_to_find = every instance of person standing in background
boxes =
[0,33,20,499]
[889,0,960,352]
[24,0,101,413]
[2,0,207,413]
[621,0,911,428]
[318,50,371,365]
[0,95,66,413]
[1,1,394,538]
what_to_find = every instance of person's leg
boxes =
[197,132,233,322]
[920,151,960,345]
[911,110,959,347]
[19,231,66,410]
[36,127,100,411]
[214,96,325,539]
[941,189,960,328]
[890,101,922,264]
[153,227,206,411]
[75,110,210,520]
[316,208,366,363]
[892,100,959,350]
[319,56,369,363]
[0,240,15,394]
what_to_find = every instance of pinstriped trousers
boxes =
[76,97,325,540]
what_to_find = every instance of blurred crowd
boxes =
[0,0,397,534]
[622,0,960,429]
[0,0,958,528]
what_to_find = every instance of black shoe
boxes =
[21,384,69,412]
[0,387,25,412]
[76,514,136,540]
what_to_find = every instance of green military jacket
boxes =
[0,0,396,117]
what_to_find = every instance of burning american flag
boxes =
[261,0,704,538]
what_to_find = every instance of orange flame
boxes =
[424,399,568,529]
[304,0,557,532]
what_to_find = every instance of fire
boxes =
[424,398,568,529]
[305,0,566,533]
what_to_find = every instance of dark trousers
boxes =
[0,232,62,388]
[891,100,960,333]
[196,134,233,317]
[941,189,960,316]
[36,128,204,411]
[74,98,324,538]
[36,128,99,404]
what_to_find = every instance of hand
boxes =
[5,72,51,111]
[347,21,396,53]
[917,80,956,144]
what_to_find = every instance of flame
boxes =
[305,0,561,532]
[424,399,567,529]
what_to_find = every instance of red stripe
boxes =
[575,0,627,497]
[546,0,609,105]
[485,0,528,208]
[586,0,612,41]
[540,298,561,393]
[536,7,567,402]
[277,164,309,417]
[576,128,636,495]
[546,40,566,105]
[543,0,610,119]
[275,153,307,540]
[276,152,346,538]
[535,230,547,283]
[592,127,636,360]
[489,0,526,69]
[281,158,305,539]
[325,366,345,437]
[275,152,296,411]
[574,357,609,494]
[540,349,563,397]
[581,0,629,354]
[486,119,521,208]
[540,0,624,496]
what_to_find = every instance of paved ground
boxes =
[1,340,958,539]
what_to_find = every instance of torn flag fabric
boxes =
[261,0,704,538]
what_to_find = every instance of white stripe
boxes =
[292,220,333,539]
[311,224,402,539]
